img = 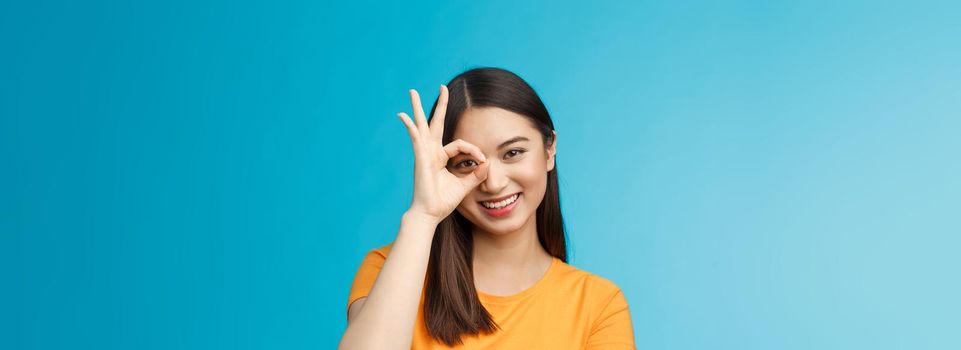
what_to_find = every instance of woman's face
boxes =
[447,107,556,236]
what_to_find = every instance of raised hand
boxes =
[397,85,490,224]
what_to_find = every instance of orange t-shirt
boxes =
[347,244,636,349]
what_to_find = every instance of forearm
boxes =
[338,212,437,350]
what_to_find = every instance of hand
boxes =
[397,85,490,224]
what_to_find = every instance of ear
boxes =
[546,130,557,172]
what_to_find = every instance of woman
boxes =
[338,68,635,349]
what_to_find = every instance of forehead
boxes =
[451,107,540,148]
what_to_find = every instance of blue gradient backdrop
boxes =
[2,0,959,349]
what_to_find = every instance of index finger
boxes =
[429,85,449,142]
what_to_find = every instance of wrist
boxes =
[402,210,442,228]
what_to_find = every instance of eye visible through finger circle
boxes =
[456,159,477,169]
[447,158,478,173]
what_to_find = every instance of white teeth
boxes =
[482,193,519,209]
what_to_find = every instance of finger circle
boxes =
[443,139,487,163]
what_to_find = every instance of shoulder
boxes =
[552,260,627,304]
[554,262,635,344]
[551,261,632,333]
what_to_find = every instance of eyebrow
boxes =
[498,136,530,150]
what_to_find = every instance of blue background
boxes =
[2,0,959,349]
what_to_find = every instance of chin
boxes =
[458,205,532,236]
[477,220,526,236]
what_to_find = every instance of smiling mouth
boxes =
[479,192,521,208]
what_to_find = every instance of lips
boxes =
[478,192,522,218]
[479,192,521,204]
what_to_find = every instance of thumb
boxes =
[462,160,489,188]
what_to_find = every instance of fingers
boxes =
[429,85,448,141]
[462,159,490,187]
[443,139,487,163]
[409,89,429,136]
[397,112,420,150]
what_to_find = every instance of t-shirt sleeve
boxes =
[345,247,389,319]
[586,289,636,349]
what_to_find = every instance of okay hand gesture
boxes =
[397,85,490,224]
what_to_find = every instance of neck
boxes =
[471,215,553,295]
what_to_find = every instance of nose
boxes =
[479,160,509,194]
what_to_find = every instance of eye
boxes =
[454,159,477,169]
[505,149,526,159]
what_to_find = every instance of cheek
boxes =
[519,155,549,182]
[510,160,549,208]
[520,172,548,204]
[515,167,544,189]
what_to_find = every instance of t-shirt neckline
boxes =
[476,256,560,304]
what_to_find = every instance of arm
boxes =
[338,86,489,350]
[338,212,437,350]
